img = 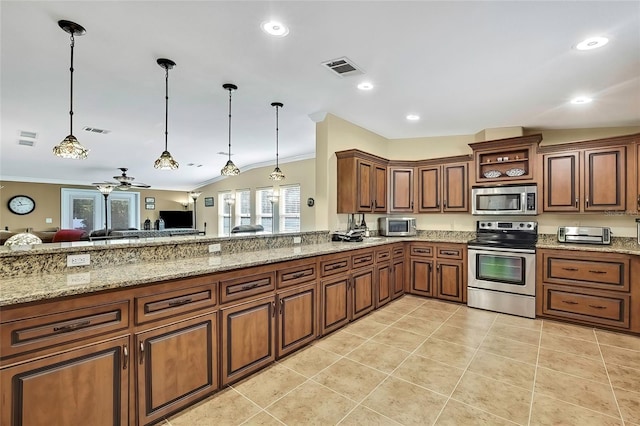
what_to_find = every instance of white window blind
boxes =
[219,191,233,235]
[61,188,140,231]
[256,187,273,232]
[236,189,251,226]
[279,184,300,232]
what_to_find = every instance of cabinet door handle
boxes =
[411,201,414,209]
[585,198,589,208]
[123,345,128,370]
[444,200,447,209]
[139,341,145,364]
[575,198,579,208]
[53,320,91,333]
[271,301,276,317]
[437,264,441,273]
[562,267,578,271]
[168,297,193,307]
[588,305,607,310]
[562,300,579,305]
[589,270,606,274]
[637,194,640,208]
[279,299,283,314]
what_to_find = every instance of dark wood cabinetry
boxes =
[389,166,415,213]
[469,134,541,185]
[277,282,318,358]
[336,150,388,213]
[391,245,406,300]
[417,159,470,213]
[375,247,392,307]
[409,243,466,303]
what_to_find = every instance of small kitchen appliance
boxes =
[557,226,611,245]
[471,184,537,216]
[378,217,417,237]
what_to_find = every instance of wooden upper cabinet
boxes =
[417,159,470,213]
[389,167,415,213]
[543,152,580,212]
[442,162,468,212]
[637,143,640,212]
[336,150,388,213]
[584,146,625,212]
[469,134,541,185]
[418,166,440,212]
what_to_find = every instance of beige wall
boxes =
[194,159,316,236]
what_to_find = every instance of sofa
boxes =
[1,229,88,245]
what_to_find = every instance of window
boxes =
[256,187,273,232]
[236,189,251,226]
[279,184,300,232]
[61,189,140,231]
[218,191,233,235]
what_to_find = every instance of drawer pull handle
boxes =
[354,258,370,264]
[588,270,606,274]
[562,300,579,305]
[241,283,260,290]
[588,305,607,310]
[562,267,578,271]
[291,272,306,279]
[123,345,128,370]
[441,251,458,256]
[168,297,193,307]
[327,263,346,270]
[415,249,429,254]
[53,320,91,333]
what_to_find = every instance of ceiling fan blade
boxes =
[130,182,151,188]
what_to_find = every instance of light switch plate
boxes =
[209,243,221,253]
[67,254,90,267]
[45,218,53,224]
[293,237,301,244]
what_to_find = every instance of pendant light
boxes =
[269,102,285,181]
[154,58,179,170]
[53,20,89,159]
[220,83,240,176]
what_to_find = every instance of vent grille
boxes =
[20,130,37,139]
[18,130,37,147]
[321,57,364,78]
[18,139,35,147]
[83,126,111,134]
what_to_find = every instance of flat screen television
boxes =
[159,210,193,229]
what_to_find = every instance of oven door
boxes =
[468,246,536,296]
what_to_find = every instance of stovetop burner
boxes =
[468,220,538,250]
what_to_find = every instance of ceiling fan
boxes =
[93,168,151,190]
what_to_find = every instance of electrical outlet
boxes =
[67,254,90,267]
[67,272,91,285]
[45,218,53,224]
[209,243,221,253]
[293,236,302,244]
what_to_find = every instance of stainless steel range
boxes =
[467,220,537,318]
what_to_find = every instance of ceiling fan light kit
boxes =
[154,58,179,170]
[221,83,240,176]
[269,102,285,181]
[53,20,89,160]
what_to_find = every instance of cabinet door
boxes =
[351,267,375,320]
[221,296,276,386]
[436,260,464,302]
[418,166,441,212]
[543,152,580,212]
[356,159,373,212]
[391,257,405,300]
[375,262,391,308]
[277,283,317,358]
[410,258,434,297]
[442,163,468,212]
[136,313,217,425]
[1,336,130,426]
[637,144,640,212]
[373,163,388,212]
[584,146,626,212]
[389,167,414,213]
[320,276,351,335]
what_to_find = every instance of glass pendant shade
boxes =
[154,150,179,170]
[155,58,179,170]
[269,166,285,181]
[53,134,88,159]
[221,160,240,176]
[189,191,202,201]
[269,102,285,180]
[221,83,240,176]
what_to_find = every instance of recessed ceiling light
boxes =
[406,114,420,121]
[261,21,289,37]
[570,96,593,104]
[575,36,609,50]
[357,82,374,90]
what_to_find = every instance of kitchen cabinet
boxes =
[417,159,470,213]
[277,282,318,358]
[636,143,640,212]
[469,134,542,185]
[336,150,388,213]
[1,335,130,426]
[409,243,466,303]
[389,166,415,213]
[409,243,435,297]
[391,244,406,300]
[375,247,392,307]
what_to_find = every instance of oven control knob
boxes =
[527,223,532,228]
[519,223,525,227]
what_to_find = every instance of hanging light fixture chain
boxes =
[227,87,232,162]
[69,32,75,135]
[275,104,280,167]
[164,66,169,151]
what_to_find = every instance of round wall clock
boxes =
[8,195,36,215]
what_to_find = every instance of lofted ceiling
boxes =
[1,1,639,190]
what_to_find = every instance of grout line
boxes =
[595,329,627,425]
[526,317,544,425]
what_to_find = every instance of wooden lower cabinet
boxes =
[352,267,375,320]
[277,283,318,358]
[435,260,465,302]
[375,262,392,308]
[136,313,217,425]
[409,243,466,303]
[410,257,434,297]
[1,335,130,426]
[391,257,406,300]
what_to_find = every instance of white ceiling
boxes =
[1,1,639,190]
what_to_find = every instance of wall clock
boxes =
[8,195,36,215]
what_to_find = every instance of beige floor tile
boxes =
[542,320,597,342]
[444,315,494,332]
[415,337,477,369]
[278,345,340,378]
[607,364,640,393]
[362,377,447,425]
[540,331,601,359]
[393,315,441,336]
[494,313,542,331]
[614,387,640,424]
[266,380,356,425]
[337,405,400,425]
[467,351,536,389]
[600,344,640,370]
[534,367,619,417]
[406,305,454,321]
[596,330,640,351]
[344,317,389,338]
[488,322,541,346]
[241,411,285,426]
[367,309,400,325]
[392,353,465,395]
[371,326,426,352]
[314,330,367,356]
[233,364,307,408]
[479,334,538,365]
[393,295,426,308]
[537,347,609,383]
[529,393,623,426]
[169,388,260,425]
[451,371,532,425]
[419,298,461,312]
[450,307,498,323]
[431,324,487,348]
[435,399,518,426]
[312,358,388,402]
[346,341,410,373]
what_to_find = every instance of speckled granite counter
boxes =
[537,234,640,255]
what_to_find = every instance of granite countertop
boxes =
[536,234,640,255]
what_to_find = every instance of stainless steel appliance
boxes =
[471,184,537,216]
[467,220,537,318]
[557,226,611,245]
[378,217,417,236]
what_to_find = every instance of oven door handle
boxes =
[468,246,536,254]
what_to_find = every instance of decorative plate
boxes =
[506,168,526,177]
[483,170,502,178]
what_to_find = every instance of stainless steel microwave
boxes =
[378,217,417,236]
[471,185,538,216]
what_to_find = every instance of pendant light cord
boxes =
[275,105,280,168]
[227,88,232,162]
[164,66,169,151]
[69,33,75,135]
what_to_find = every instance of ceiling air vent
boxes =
[18,130,37,147]
[321,57,364,78]
[83,126,111,134]
[18,139,35,147]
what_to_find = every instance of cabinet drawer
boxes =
[392,245,405,258]
[375,248,392,263]
[410,244,434,257]
[277,260,317,289]
[320,256,351,277]
[220,271,276,304]
[352,251,374,269]
[135,283,217,325]
[544,256,629,291]
[436,246,464,260]
[1,300,130,359]
[542,285,629,329]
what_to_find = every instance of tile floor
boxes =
[166,296,640,426]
